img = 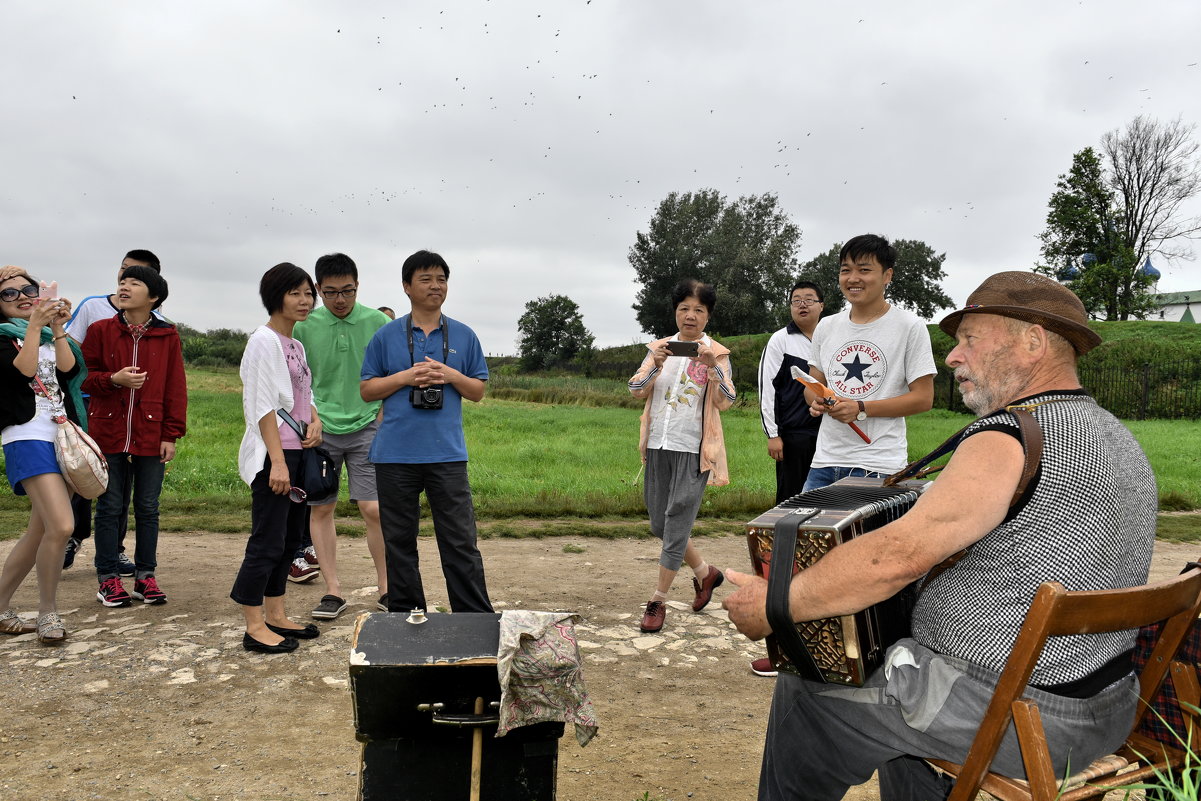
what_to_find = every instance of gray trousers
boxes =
[758,638,1137,801]
[643,448,709,571]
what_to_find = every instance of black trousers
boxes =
[376,461,492,614]
[774,432,818,504]
[71,396,128,547]
[230,450,309,606]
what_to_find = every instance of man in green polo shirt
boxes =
[293,253,392,620]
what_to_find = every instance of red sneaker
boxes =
[288,557,320,583]
[751,657,779,678]
[97,577,132,607]
[132,576,167,605]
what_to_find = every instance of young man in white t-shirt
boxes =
[802,234,935,491]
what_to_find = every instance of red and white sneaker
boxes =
[288,557,320,583]
[97,577,132,607]
[132,576,167,605]
[750,657,779,678]
[303,545,319,567]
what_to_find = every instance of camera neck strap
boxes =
[406,315,449,367]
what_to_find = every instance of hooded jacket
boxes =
[81,313,187,456]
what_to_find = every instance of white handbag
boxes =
[30,370,110,499]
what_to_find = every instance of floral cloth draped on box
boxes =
[496,610,599,746]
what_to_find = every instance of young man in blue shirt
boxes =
[359,250,492,614]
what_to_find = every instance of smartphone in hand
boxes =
[665,340,699,358]
[37,281,58,304]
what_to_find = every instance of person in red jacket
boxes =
[81,265,187,607]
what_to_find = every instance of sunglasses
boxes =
[288,486,308,504]
[0,285,39,303]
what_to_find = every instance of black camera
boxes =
[410,385,443,410]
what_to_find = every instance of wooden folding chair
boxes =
[926,566,1201,801]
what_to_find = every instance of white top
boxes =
[644,333,712,454]
[1,344,61,445]
[809,306,936,474]
[237,325,297,486]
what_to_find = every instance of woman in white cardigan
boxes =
[231,263,325,654]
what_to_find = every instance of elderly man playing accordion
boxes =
[724,272,1156,801]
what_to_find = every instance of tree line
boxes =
[517,114,1200,370]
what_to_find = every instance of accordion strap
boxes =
[768,509,825,682]
[884,406,1044,508]
[888,405,1047,595]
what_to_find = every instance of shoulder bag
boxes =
[29,369,109,499]
[276,408,338,501]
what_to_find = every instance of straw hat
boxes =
[938,271,1102,354]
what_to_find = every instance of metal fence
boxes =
[559,359,1201,420]
[932,361,1201,420]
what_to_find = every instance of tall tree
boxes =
[1037,147,1122,274]
[1034,147,1144,320]
[516,294,594,371]
[1103,115,1201,263]
[629,189,801,336]
[796,239,953,318]
[1037,116,1201,320]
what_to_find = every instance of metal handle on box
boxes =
[417,701,499,727]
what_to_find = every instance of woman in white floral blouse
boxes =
[627,279,736,634]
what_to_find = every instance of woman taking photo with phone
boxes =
[628,279,736,633]
[231,263,325,654]
[0,266,81,644]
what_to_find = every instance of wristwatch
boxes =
[855,401,868,422]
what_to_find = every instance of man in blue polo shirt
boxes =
[360,250,492,614]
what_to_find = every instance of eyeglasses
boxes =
[790,298,822,308]
[288,486,308,504]
[321,288,357,300]
[0,285,39,303]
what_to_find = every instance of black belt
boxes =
[1030,649,1134,699]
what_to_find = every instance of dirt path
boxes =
[0,532,1195,801]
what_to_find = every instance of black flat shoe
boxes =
[242,633,299,653]
[266,622,320,639]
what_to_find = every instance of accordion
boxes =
[746,476,928,686]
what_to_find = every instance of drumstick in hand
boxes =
[791,366,872,444]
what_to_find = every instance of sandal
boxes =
[36,612,68,644]
[0,609,36,635]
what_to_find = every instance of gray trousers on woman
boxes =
[758,638,1137,801]
[644,448,709,571]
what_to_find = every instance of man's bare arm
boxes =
[724,429,1023,638]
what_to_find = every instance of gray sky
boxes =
[3,1,1200,353]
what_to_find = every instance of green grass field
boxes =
[1,367,1197,541]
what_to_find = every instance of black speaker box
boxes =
[350,612,563,801]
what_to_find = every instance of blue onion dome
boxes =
[1138,256,1160,279]
[1080,252,1098,266]
[1057,263,1081,281]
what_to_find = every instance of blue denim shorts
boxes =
[3,439,60,496]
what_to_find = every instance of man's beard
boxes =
[955,352,1026,416]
